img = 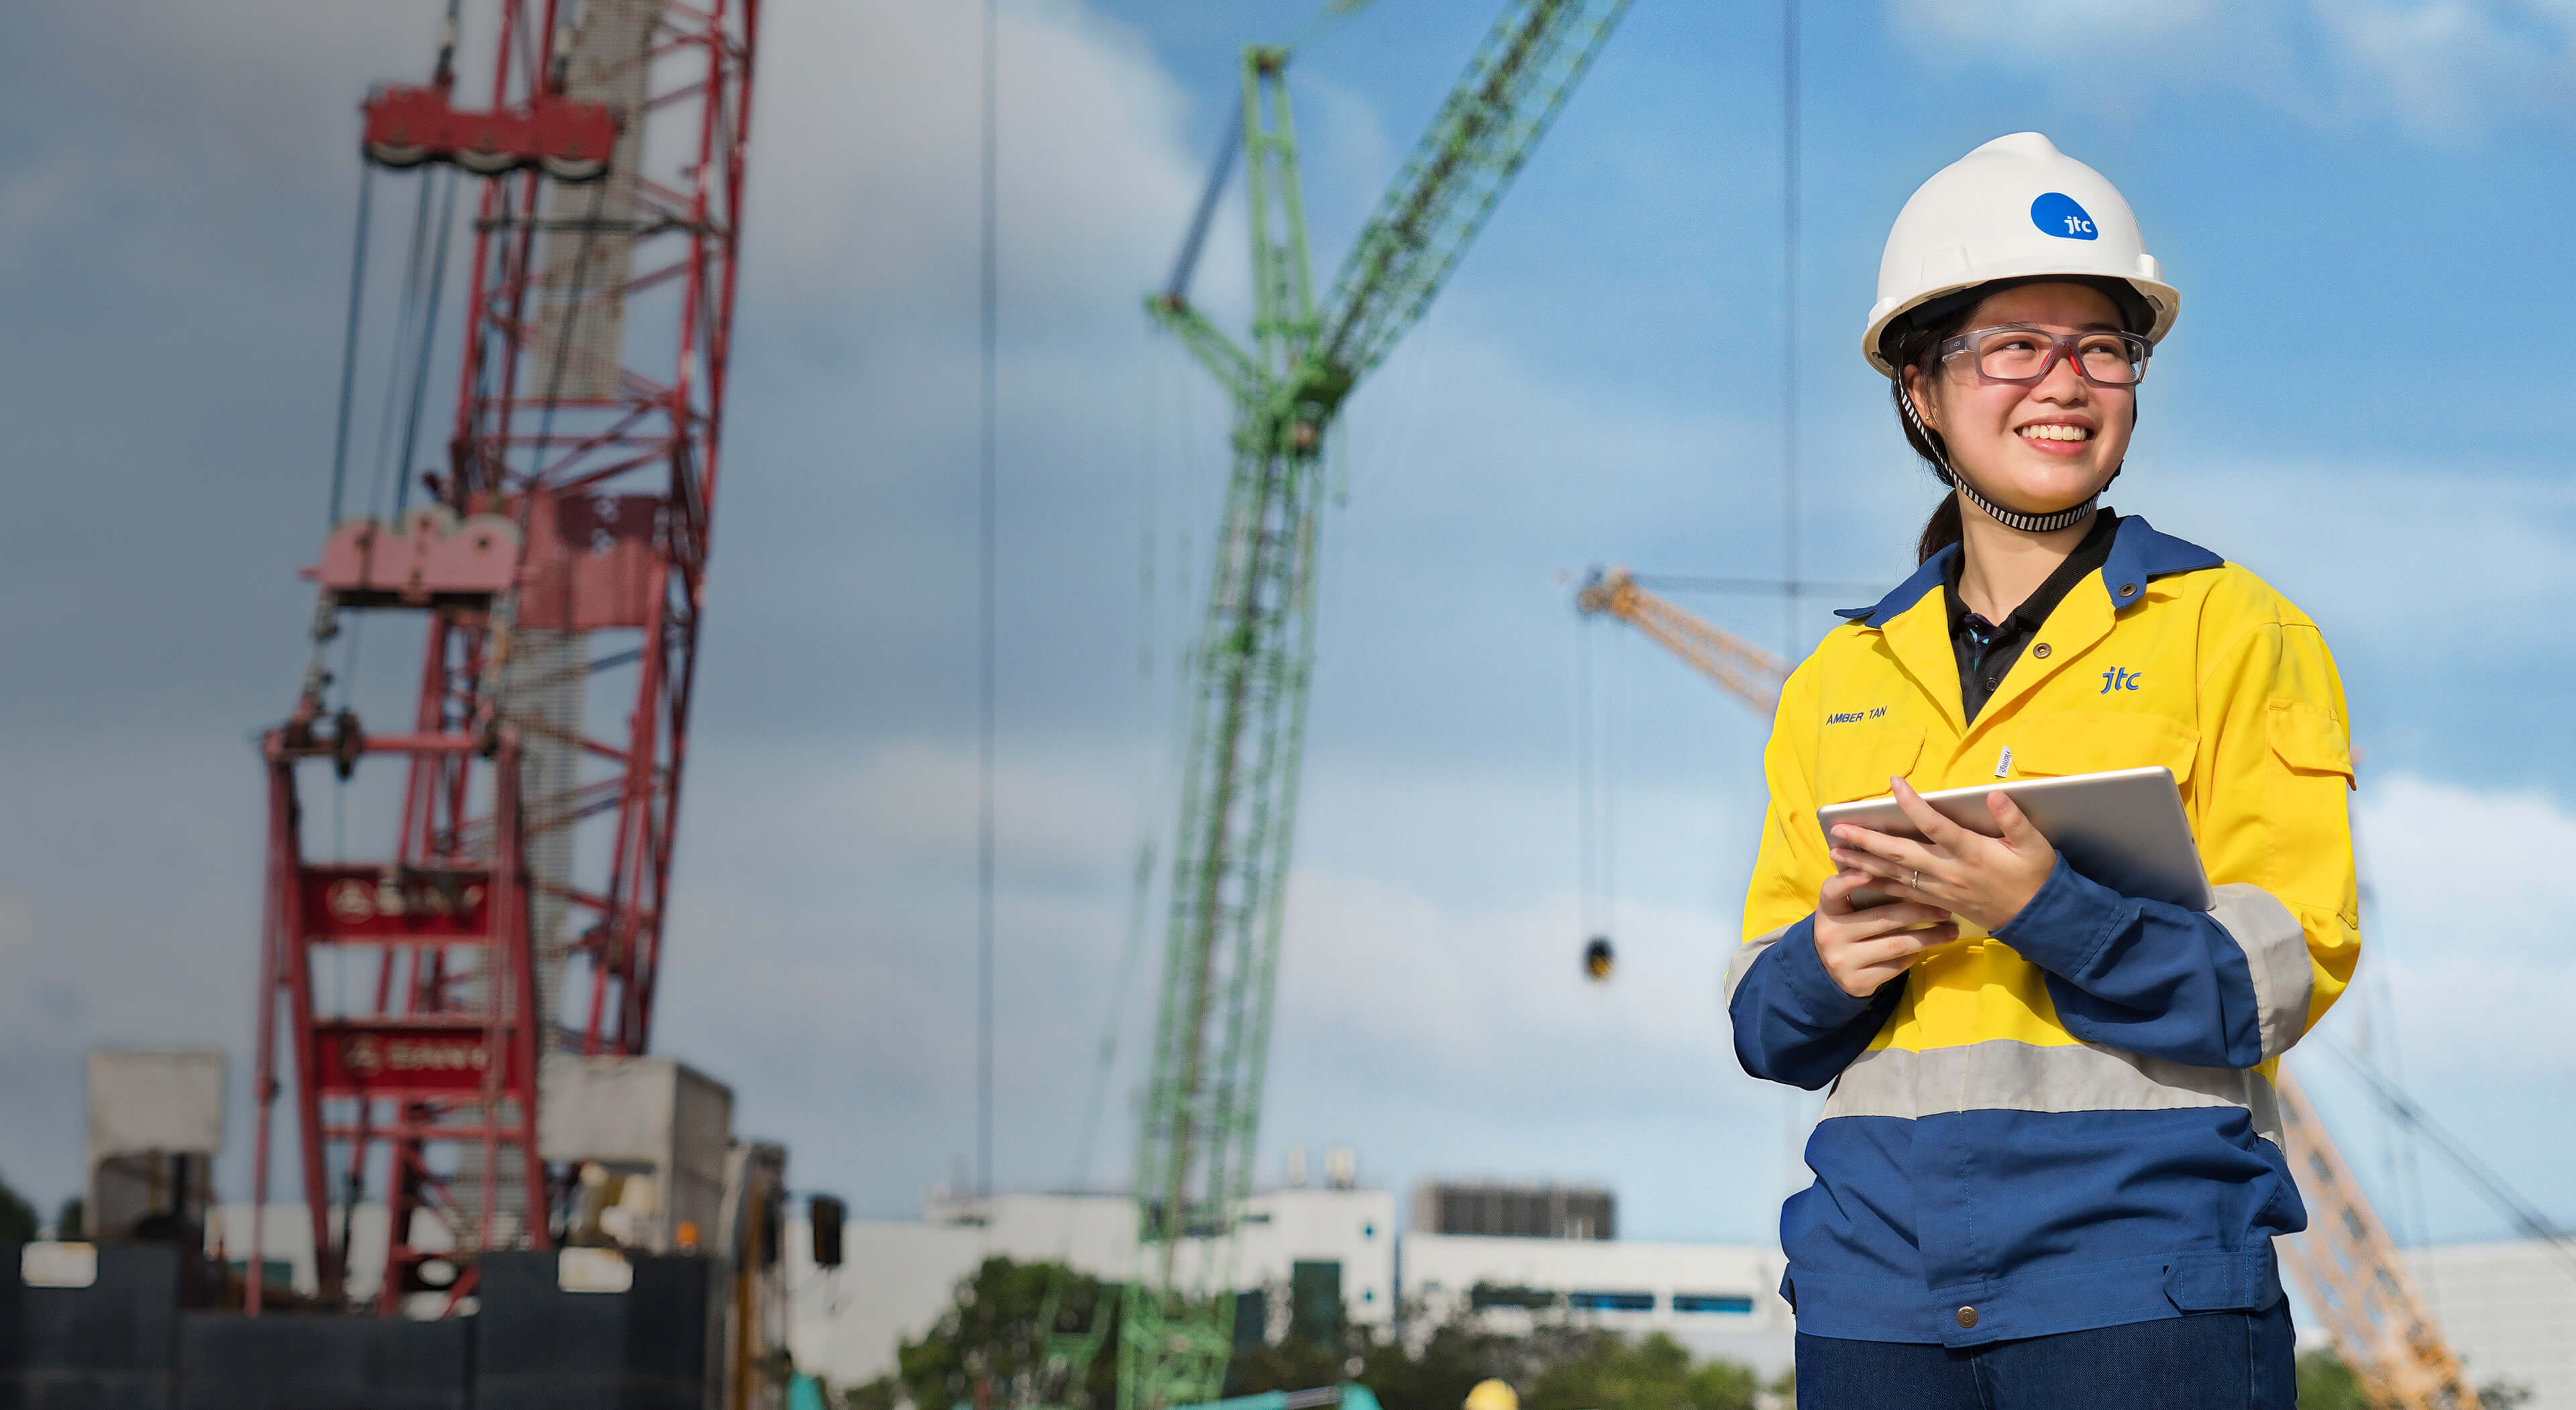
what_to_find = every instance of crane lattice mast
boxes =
[1574,570,2485,1408]
[1122,6,1629,1407]
[248,0,757,1313]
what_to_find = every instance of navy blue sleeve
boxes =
[1728,916,1905,1090]
[1995,857,2263,1069]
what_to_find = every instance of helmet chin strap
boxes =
[1900,385,2104,535]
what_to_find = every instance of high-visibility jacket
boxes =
[1726,514,2359,1346]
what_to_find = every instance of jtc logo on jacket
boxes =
[1727,516,2359,1348]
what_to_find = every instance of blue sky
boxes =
[5,0,2576,1267]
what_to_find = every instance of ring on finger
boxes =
[1911,869,1920,889]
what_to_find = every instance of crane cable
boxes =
[2312,1040,2576,1279]
[365,165,449,526]
[1023,321,1208,1407]
[1572,616,1621,956]
[320,162,377,871]
[394,167,462,517]
[1574,616,1595,947]
[326,165,376,531]
[333,162,460,722]
[1780,0,1801,659]
[978,0,1000,1215]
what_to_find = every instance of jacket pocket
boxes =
[2003,710,2200,785]
[2162,1248,2282,1313]
[2265,698,2358,920]
[2267,698,2355,790]
[1816,723,1924,804]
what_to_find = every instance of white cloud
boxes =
[749,0,1236,322]
[1889,0,2576,138]
[2105,457,2576,665]
[2345,772,2576,1074]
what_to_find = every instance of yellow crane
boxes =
[1573,568,1788,717]
[1574,565,2483,1410]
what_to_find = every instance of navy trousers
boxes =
[1794,1301,2296,1409]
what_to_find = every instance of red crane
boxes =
[247,0,759,1313]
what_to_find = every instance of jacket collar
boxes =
[1833,513,2223,629]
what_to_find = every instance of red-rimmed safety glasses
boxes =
[1935,323,2153,388]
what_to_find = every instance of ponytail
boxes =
[1915,494,1963,564]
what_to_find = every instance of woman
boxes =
[1725,133,2359,1409]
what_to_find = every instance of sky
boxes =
[6,0,2576,1272]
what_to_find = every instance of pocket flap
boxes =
[2162,1249,2282,1313]
[2268,699,2355,788]
[2006,711,2200,785]
[1816,724,1924,805]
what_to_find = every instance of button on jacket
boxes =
[1726,515,2360,1348]
[1946,509,2118,722]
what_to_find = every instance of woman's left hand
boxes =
[1828,777,2059,934]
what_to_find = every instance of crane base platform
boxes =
[2,1244,721,1409]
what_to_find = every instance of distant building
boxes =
[786,1185,1397,1390]
[780,1177,1799,1389]
[1411,1181,1613,1240]
[1401,1232,1792,1376]
[2406,1240,2576,1408]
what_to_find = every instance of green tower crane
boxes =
[1121,5,1631,1409]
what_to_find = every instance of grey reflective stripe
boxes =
[2210,883,2312,1061]
[1725,923,1798,1006]
[1823,1040,2282,1144]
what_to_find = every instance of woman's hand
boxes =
[1828,777,2058,935]
[1814,868,1957,999]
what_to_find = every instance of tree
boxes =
[849,1275,1780,1410]
[1526,1331,1760,1410]
[843,1258,1122,1410]
[0,1169,36,1244]
[2296,1348,2532,1410]
[1228,1298,1601,1410]
[54,1196,84,1241]
[2295,1348,2366,1410]
[1229,1296,1772,1410]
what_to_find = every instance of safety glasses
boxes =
[1935,324,2152,388]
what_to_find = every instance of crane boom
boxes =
[1573,568,2484,1407]
[1119,9,1629,1409]
[1314,0,1630,381]
[2274,1075,2483,1409]
[1574,567,1788,717]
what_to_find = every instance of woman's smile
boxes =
[2013,417,2094,453]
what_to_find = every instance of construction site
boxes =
[3,1,2573,1407]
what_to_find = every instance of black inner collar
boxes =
[1943,508,2120,722]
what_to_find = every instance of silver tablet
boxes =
[1815,765,2212,912]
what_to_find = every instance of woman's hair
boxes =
[1881,302,1980,564]
[1882,276,2149,563]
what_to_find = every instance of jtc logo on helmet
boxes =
[2031,191,2098,240]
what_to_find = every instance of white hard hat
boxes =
[1862,132,2178,378]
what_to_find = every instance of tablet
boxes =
[1815,765,2212,912]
